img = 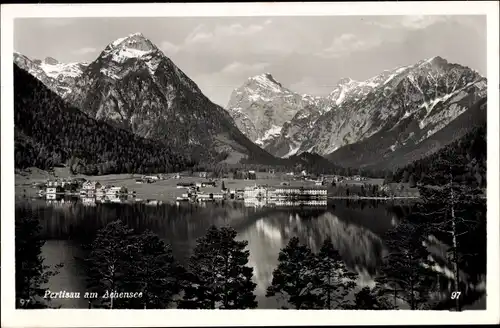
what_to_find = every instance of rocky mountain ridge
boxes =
[226,73,331,149]
[227,56,487,169]
[14,33,277,165]
[13,52,88,98]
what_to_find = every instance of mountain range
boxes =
[14,32,276,167]
[226,56,487,169]
[14,32,487,173]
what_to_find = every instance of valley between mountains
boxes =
[14,32,487,177]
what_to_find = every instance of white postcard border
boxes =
[1,2,499,327]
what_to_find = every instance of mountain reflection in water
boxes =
[16,197,410,309]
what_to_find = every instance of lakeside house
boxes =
[243,185,269,199]
[106,186,128,196]
[244,185,327,202]
[82,181,102,192]
[46,178,82,189]
[46,186,64,194]
[196,193,227,201]
[273,186,327,199]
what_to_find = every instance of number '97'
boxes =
[18,299,32,307]
[451,291,461,299]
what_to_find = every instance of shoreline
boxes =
[328,196,420,200]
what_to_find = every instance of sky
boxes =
[14,15,486,106]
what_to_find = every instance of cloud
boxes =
[220,61,271,75]
[316,33,383,58]
[368,15,448,30]
[185,22,266,46]
[72,47,97,55]
[174,19,311,58]
[160,41,180,55]
[400,15,448,29]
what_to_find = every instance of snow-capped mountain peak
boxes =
[95,33,169,79]
[420,55,448,66]
[227,56,486,164]
[44,56,59,65]
[103,33,160,61]
[226,71,330,147]
[13,52,88,98]
[108,32,154,50]
[246,72,285,93]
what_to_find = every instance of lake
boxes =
[14,196,485,309]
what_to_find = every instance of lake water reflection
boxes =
[16,197,409,309]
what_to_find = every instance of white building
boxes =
[106,186,127,196]
[243,185,269,199]
[46,186,63,194]
[82,181,102,191]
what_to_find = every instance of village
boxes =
[27,168,417,206]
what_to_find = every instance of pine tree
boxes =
[121,230,184,309]
[84,220,136,309]
[416,149,484,311]
[179,225,257,309]
[266,237,320,309]
[15,209,62,308]
[311,238,358,309]
[374,221,436,310]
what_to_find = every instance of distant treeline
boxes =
[329,184,391,198]
[387,125,486,187]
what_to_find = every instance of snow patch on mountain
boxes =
[111,48,152,63]
[40,61,88,79]
[255,125,282,146]
[283,144,301,158]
